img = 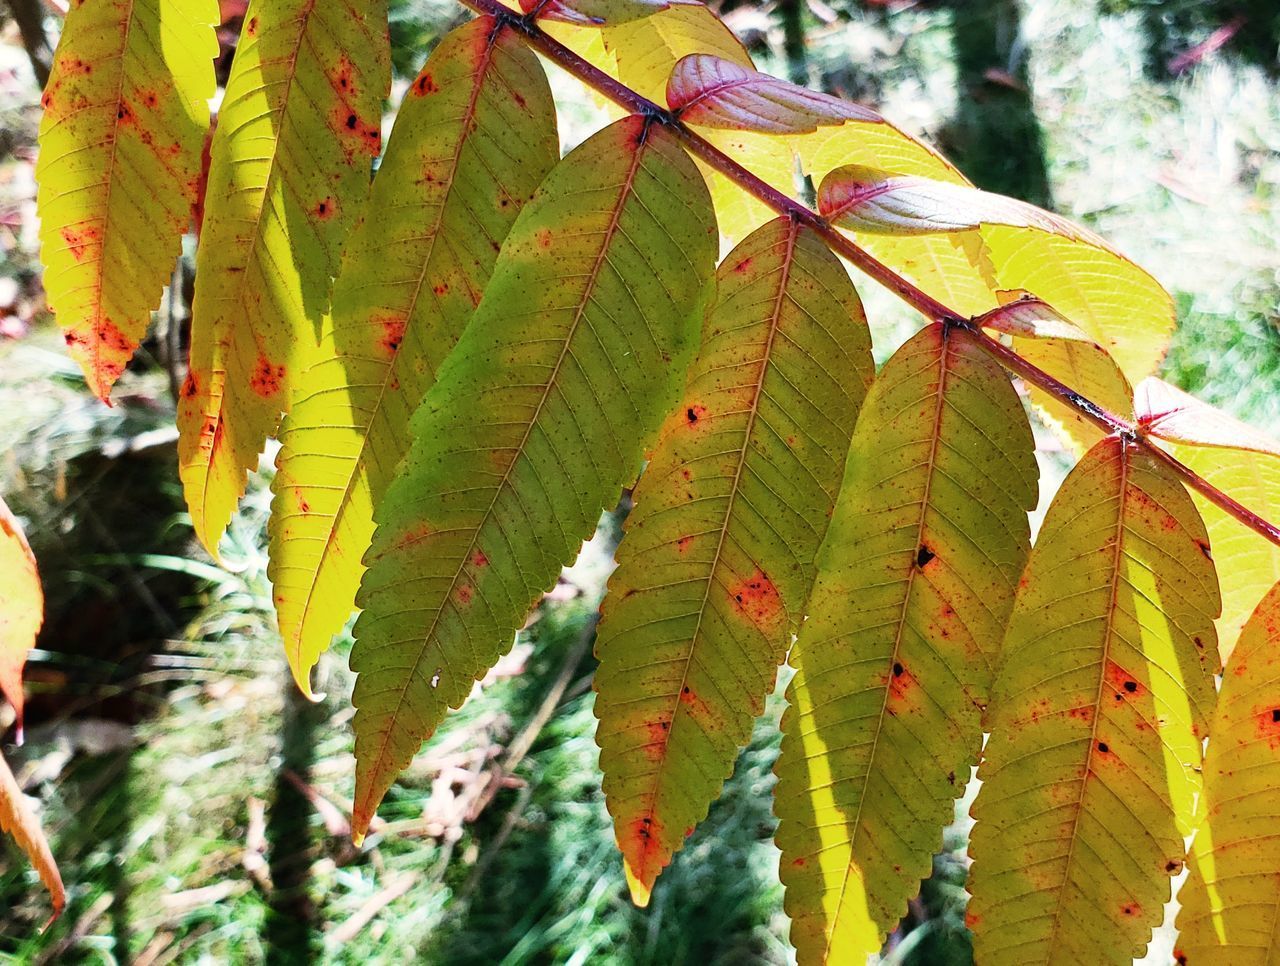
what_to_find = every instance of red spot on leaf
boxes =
[316,197,336,219]
[250,354,285,398]
[732,256,753,274]
[1120,902,1140,917]
[180,372,199,399]
[685,404,707,427]
[888,660,918,706]
[676,536,693,555]
[535,228,554,250]
[432,282,449,296]
[412,71,438,96]
[728,570,782,628]
[61,224,99,262]
[1256,706,1280,749]
[792,857,806,867]
[245,16,258,36]
[376,315,407,356]
[1066,705,1093,722]
[330,55,356,97]
[471,550,489,568]
[643,720,669,759]
[296,488,311,514]
[964,911,982,929]
[455,583,473,606]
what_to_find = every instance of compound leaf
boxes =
[37,0,218,401]
[269,17,558,695]
[969,436,1221,965]
[349,116,717,838]
[178,0,390,557]
[774,323,1038,964]
[595,217,874,905]
[1175,580,1280,964]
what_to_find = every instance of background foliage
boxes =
[0,0,1277,961]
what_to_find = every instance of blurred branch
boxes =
[5,0,52,88]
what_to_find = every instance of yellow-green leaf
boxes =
[969,436,1221,965]
[595,217,874,905]
[349,116,717,839]
[269,17,559,696]
[819,166,1174,384]
[1175,580,1280,963]
[0,497,41,742]
[177,0,390,557]
[774,323,1038,964]
[37,0,218,402]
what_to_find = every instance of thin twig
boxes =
[456,0,1280,550]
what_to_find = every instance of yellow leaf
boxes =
[1175,580,1280,963]
[0,497,40,741]
[177,0,391,557]
[820,167,1174,384]
[774,324,1038,963]
[0,750,63,926]
[969,436,1221,964]
[36,0,218,401]
[595,218,874,903]
[269,17,559,696]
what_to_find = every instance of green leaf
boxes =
[269,17,559,696]
[774,323,1038,964]
[1176,579,1280,962]
[594,217,874,904]
[177,0,391,557]
[37,0,218,401]
[969,437,1221,965]
[349,116,718,838]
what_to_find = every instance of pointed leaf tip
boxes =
[624,863,653,908]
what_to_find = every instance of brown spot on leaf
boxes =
[250,354,285,398]
[412,72,438,97]
[245,16,258,36]
[376,315,407,356]
[916,545,936,568]
[685,404,707,427]
[1197,539,1213,561]
[316,197,336,219]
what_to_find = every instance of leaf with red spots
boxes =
[1134,379,1280,662]
[268,17,558,697]
[348,116,717,841]
[773,324,1038,963]
[36,0,218,401]
[969,436,1221,965]
[177,0,391,558]
[594,218,874,905]
[1177,580,1280,961]
[0,498,41,742]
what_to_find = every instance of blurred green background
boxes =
[0,0,1277,962]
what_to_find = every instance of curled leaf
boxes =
[1136,377,1280,458]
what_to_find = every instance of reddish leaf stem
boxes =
[459,0,1280,551]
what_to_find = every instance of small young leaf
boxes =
[0,498,41,742]
[1136,376,1280,458]
[36,0,218,401]
[349,116,718,839]
[1175,580,1280,962]
[819,166,1174,385]
[774,323,1038,964]
[269,17,559,696]
[595,217,874,905]
[969,437,1221,965]
[0,751,63,925]
[177,0,391,557]
[667,54,880,131]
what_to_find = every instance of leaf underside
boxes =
[269,17,559,694]
[773,323,1038,964]
[595,217,874,904]
[37,0,218,401]
[178,0,391,556]
[969,437,1221,965]
[349,116,718,838]
[1176,580,1280,964]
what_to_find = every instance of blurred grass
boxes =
[0,0,1278,962]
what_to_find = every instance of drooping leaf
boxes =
[968,436,1221,965]
[819,166,1174,384]
[0,498,41,742]
[177,0,391,557]
[349,116,718,838]
[0,750,63,925]
[1175,580,1280,963]
[595,217,874,905]
[1134,379,1280,661]
[521,0,695,27]
[773,323,1038,964]
[269,17,559,696]
[36,0,218,402]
